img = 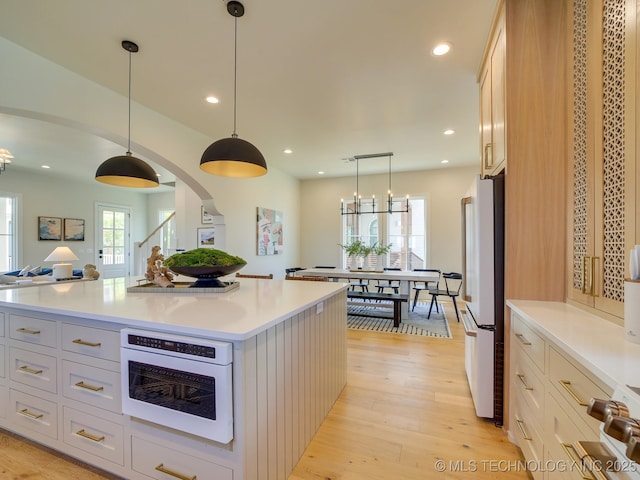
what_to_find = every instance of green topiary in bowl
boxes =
[163,248,246,287]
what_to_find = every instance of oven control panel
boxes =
[121,328,232,365]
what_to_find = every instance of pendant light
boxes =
[200,1,267,178]
[95,40,159,188]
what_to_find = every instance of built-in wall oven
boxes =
[120,328,233,444]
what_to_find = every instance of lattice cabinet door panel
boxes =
[567,0,637,319]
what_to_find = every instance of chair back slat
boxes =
[236,273,273,279]
[285,275,328,282]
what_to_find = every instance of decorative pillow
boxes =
[29,266,42,275]
[18,265,32,277]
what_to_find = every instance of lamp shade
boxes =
[200,137,267,178]
[96,152,159,188]
[44,246,79,263]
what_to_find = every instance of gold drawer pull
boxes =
[515,418,532,441]
[19,365,43,375]
[515,333,532,346]
[559,380,588,406]
[155,464,196,480]
[75,381,104,392]
[19,408,43,420]
[17,327,40,335]
[517,373,533,391]
[560,443,594,480]
[72,338,102,347]
[76,429,105,443]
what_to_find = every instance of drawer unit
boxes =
[62,360,121,413]
[548,346,611,437]
[511,389,544,480]
[62,323,119,363]
[9,388,57,440]
[10,315,56,348]
[511,312,545,373]
[511,342,545,417]
[545,390,598,480]
[63,406,124,465]
[9,347,57,394]
[132,436,233,480]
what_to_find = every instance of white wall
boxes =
[300,165,479,274]
[1,37,301,279]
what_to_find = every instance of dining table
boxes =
[299,268,441,320]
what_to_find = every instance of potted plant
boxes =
[339,239,365,269]
[371,242,392,270]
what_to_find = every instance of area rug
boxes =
[347,301,452,338]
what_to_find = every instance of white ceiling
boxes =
[0,0,497,186]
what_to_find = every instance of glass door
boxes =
[96,204,130,278]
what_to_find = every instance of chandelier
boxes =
[340,152,409,215]
[0,149,14,173]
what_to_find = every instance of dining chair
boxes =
[348,276,369,292]
[236,273,273,279]
[427,272,463,322]
[411,269,441,311]
[376,267,401,294]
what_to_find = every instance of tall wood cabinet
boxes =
[480,2,506,178]
[566,0,637,321]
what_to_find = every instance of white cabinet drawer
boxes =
[511,312,545,374]
[0,384,6,419]
[132,436,233,480]
[63,406,124,465]
[8,388,57,439]
[9,347,57,393]
[10,315,57,348]
[511,389,544,480]
[545,390,599,479]
[0,344,4,378]
[62,323,120,362]
[62,360,121,413]
[511,343,545,417]
[548,346,611,436]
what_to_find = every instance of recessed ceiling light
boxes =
[443,129,455,135]
[432,42,452,56]
[318,171,325,175]
[41,165,50,169]
[283,148,293,154]
[441,159,449,164]
[205,96,219,104]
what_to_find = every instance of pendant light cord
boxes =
[127,47,133,154]
[232,14,238,138]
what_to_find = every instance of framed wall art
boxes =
[201,206,214,224]
[64,218,85,241]
[257,207,283,256]
[38,216,62,241]
[197,227,216,247]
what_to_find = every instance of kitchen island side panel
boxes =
[240,289,347,480]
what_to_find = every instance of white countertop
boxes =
[507,300,640,390]
[0,277,347,341]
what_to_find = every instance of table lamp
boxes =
[44,246,79,280]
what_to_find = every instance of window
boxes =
[342,197,427,270]
[0,194,18,272]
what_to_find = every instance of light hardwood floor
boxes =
[0,304,527,479]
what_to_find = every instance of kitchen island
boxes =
[0,277,348,480]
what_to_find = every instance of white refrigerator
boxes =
[461,174,505,424]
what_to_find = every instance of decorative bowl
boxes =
[168,264,245,288]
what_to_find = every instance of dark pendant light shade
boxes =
[200,135,267,178]
[200,1,267,178]
[96,152,160,188]
[95,40,159,188]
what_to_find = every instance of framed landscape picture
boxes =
[197,227,216,247]
[38,216,62,241]
[64,218,85,241]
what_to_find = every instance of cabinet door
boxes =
[568,0,635,319]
